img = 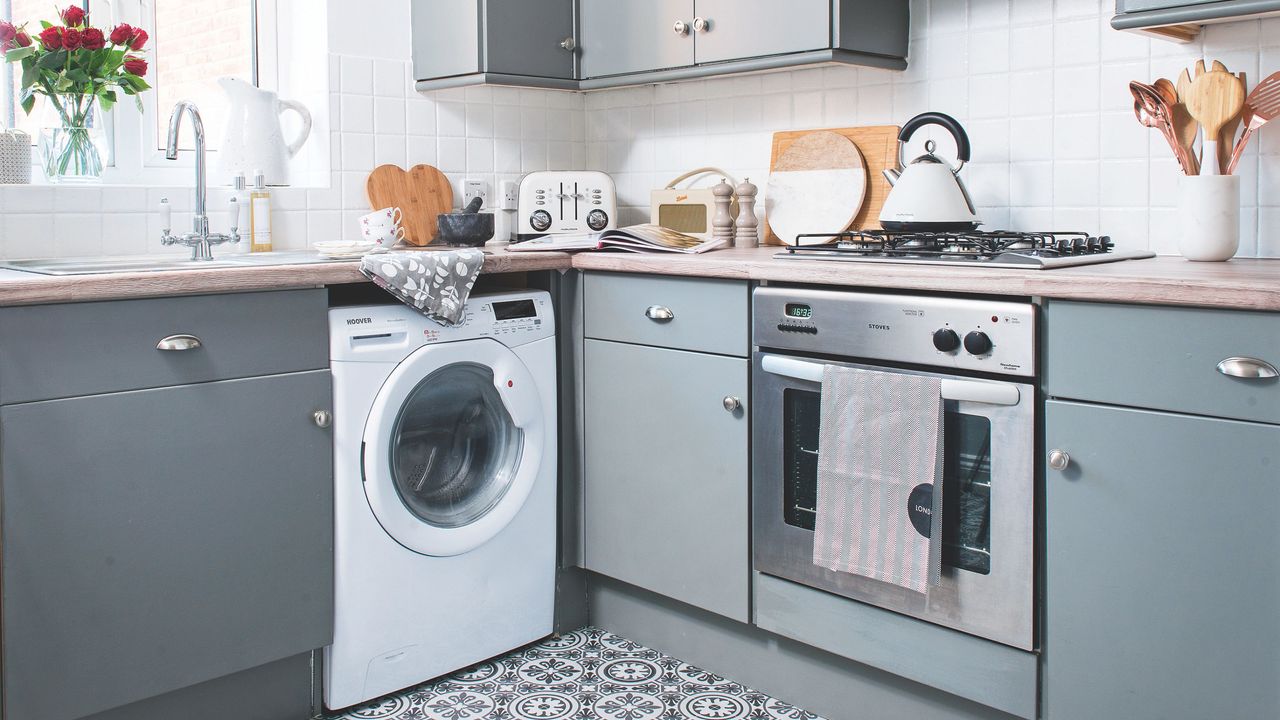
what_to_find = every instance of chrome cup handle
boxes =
[1216,356,1278,379]
[645,305,675,322]
[156,334,202,351]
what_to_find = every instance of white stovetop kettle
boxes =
[879,112,981,232]
[215,77,312,186]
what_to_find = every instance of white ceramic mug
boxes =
[359,207,403,231]
[361,223,406,247]
[1177,174,1240,262]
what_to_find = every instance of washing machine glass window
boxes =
[390,362,525,528]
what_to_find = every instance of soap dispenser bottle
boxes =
[230,172,250,253]
[249,169,273,253]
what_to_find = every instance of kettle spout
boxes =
[882,168,900,186]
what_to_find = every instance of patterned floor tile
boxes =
[328,626,825,720]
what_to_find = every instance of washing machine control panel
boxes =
[330,291,555,361]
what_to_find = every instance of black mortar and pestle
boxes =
[434,196,494,247]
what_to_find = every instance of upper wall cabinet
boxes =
[578,0,908,89]
[412,0,579,92]
[1111,0,1280,42]
[413,0,909,93]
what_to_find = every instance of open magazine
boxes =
[508,224,727,254]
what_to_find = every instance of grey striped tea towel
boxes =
[360,249,484,327]
[812,365,944,594]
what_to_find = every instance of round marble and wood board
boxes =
[765,131,868,247]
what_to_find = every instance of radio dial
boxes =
[587,209,610,231]
[932,328,961,353]
[529,209,552,232]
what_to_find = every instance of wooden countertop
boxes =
[0,245,1277,311]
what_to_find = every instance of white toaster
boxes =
[517,171,617,239]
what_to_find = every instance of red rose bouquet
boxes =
[2,5,151,181]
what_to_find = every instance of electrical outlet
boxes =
[500,180,520,211]
[463,178,488,207]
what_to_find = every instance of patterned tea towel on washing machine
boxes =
[360,248,484,326]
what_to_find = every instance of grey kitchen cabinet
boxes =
[1111,0,1280,41]
[1043,400,1279,719]
[582,338,750,623]
[412,0,578,92]
[579,0,908,86]
[0,289,333,720]
[691,0,831,65]
[578,0,696,79]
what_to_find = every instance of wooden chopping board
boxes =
[765,131,867,247]
[764,125,901,245]
[366,164,454,246]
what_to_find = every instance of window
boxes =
[1,0,277,181]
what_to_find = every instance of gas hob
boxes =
[776,230,1156,269]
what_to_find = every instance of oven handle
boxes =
[760,355,1021,406]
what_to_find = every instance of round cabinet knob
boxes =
[586,209,609,231]
[723,396,742,412]
[1048,449,1071,471]
[529,209,552,232]
[693,16,711,32]
[313,410,332,429]
[673,20,690,36]
[964,330,993,356]
[932,328,961,353]
[559,36,576,51]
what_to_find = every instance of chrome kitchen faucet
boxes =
[159,101,240,261]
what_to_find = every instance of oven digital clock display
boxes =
[785,303,813,319]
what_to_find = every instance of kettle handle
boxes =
[898,112,971,165]
[279,99,313,158]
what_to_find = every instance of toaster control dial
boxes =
[587,209,610,231]
[529,210,552,232]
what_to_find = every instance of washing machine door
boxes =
[362,338,545,556]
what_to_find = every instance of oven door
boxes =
[752,352,1035,650]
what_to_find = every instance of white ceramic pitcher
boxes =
[216,77,312,186]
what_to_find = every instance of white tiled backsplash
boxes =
[0,0,1277,259]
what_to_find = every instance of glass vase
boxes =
[38,94,108,184]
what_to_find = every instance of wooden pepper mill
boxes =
[712,178,735,246]
[734,178,759,248]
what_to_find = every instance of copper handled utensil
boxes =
[1226,71,1280,175]
[1155,77,1199,175]
[1217,71,1245,174]
[1131,81,1195,175]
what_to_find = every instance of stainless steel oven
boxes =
[752,286,1036,650]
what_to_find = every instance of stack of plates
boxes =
[314,241,385,259]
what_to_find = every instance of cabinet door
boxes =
[1044,400,1279,720]
[693,0,830,65]
[584,340,749,621]
[1,371,334,720]
[580,0,696,78]
[484,0,576,79]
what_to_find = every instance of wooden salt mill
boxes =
[712,178,735,245]
[734,177,759,248]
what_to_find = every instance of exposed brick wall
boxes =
[153,0,253,149]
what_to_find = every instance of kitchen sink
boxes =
[0,251,351,276]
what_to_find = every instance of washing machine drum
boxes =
[362,339,545,556]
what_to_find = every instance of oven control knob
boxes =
[932,328,961,353]
[529,209,552,232]
[587,209,610,231]
[964,331,993,356]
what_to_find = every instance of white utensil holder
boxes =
[1177,174,1239,262]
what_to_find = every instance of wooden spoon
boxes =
[1156,78,1199,175]
[1184,71,1245,176]
[1217,71,1245,174]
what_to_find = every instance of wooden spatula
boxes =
[1226,71,1280,175]
[1185,71,1245,175]
[1217,71,1245,174]
[1175,68,1201,171]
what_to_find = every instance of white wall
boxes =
[1,0,1276,259]
[586,0,1280,257]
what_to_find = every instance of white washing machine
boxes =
[324,290,557,711]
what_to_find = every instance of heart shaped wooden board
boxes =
[365,164,454,246]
